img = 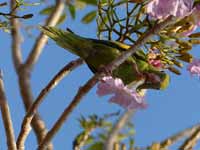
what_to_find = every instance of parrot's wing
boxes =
[89,39,130,51]
[93,40,147,60]
[40,26,93,58]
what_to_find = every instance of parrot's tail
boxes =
[40,26,91,58]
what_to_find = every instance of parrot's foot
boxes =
[98,65,112,76]
[132,63,144,79]
[145,73,161,83]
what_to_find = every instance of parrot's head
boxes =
[136,72,170,90]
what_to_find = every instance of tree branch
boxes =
[160,123,200,149]
[25,0,65,70]
[9,14,174,149]
[10,0,64,149]
[106,16,175,71]
[0,70,17,150]
[104,110,135,150]
[38,73,100,149]
[179,125,200,150]
[17,68,53,150]
[17,58,84,149]
[10,0,22,71]
[36,16,175,150]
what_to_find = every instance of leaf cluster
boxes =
[97,0,200,75]
[73,112,135,150]
[39,0,98,26]
[0,1,35,32]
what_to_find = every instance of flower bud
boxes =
[168,67,181,75]
[22,14,33,19]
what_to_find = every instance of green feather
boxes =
[40,26,170,90]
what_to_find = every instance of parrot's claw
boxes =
[145,73,161,84]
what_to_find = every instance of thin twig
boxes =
[160,123,200,149]
[25,0,65,70]
[18,68,54,150]
[37,16,175,150]
[10,0,22,71]
[104,110,135,150]
[0,12,33,19]
[0,2,7,7]
[73,126,95,150]
[0,70,17,150]
[179,125,200,150]
[73,111,120,150]
[106,16,175,71]
[10,14,175,149]
[17,58,84,149]
[10,0,54,149]
[38,74,101,149]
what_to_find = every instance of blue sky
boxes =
[0,1,200,149]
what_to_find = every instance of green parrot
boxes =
[40,26,170,90]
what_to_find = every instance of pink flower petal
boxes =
[191,4,200,26]
[180,25,198,36]
[146,0,194,19]
[181,4,200,36]
[148,59,163,69]
[97,76,147,110]
[109,90,147,110]
[187,58,200,77]
[96,76,124,96]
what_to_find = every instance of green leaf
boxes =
[101,121,112,128]
[97,15,108,29]
[39,6,55,15]
[87,142,103,150]
[99,0,108,5]
[117,133,132,141]
[57,14,67,25]
[22,14,33,19]
[78,0,97,5]
[23,2,41,6]
[98,133,107,141]
[129,138,135,147]
[16,0,24,5]
[84,136,94,145]
[74,0,87,9]
[68,4,76,19]
[0,21,8,28]
[127,128,135,136]
[81,10,96,24]
[73,131,94,147]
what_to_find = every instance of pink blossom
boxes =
[181,4,200,36]
[187,58,200,77]
[191,4,200,26]
[97,76,147,110]
[146,0,194,19]
[148,59,163,69]
[181,25,198,36]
